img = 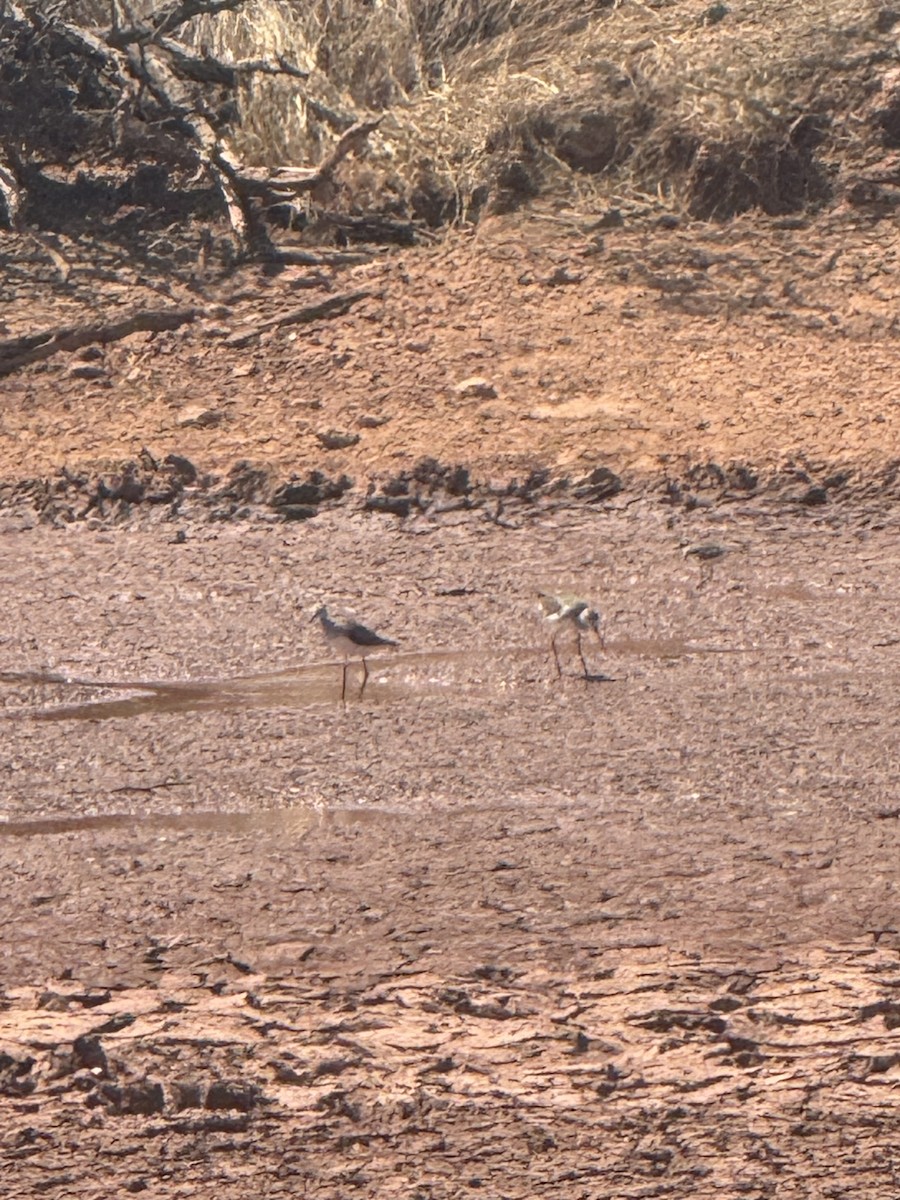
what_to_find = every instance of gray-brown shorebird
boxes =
[311,605,398,701]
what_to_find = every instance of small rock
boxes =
[315,429,360,450]
[68,364,107,380]
[542,266,584,287]
[573,466,623,502]
[73,1035,108,1076]
[176,406,224,429]
[592,208,624,230]
[357,413,390,428]
[278,504,318,522]
[799,485,828,506]
[702,2,730,25]
[364,495,412,518]
[682,543,727,562]
[205,1080,261,1113]
[454,376,497,400]
[164,453,198,484]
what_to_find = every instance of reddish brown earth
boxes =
[2,210,900,1196]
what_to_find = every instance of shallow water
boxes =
[0,638,743,721]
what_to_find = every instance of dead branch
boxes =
[235,119,382,197]
[0,156,21,229]
[305,97,358,135]
[0,308,197,377]
[273,248,374,267]
[121,39,253,243]
[1,2,385,261]
[223,291,374,348]
[156,37,308,87]
[106,0,250,48]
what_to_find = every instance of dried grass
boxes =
[58,0,900,222]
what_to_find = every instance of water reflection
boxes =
[0,639,739,722]
[0,804,394,840]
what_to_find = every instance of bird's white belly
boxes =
[327,633,370,660]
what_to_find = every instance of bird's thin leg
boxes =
[358,656,369,699]
[576,631,590,678]
[341,661,348,704]
[550,633,563,679]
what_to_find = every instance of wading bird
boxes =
[311,605,398,702]
[681,542,727,586]
[538,592,605,679]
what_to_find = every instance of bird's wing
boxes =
[684,543,726,560]
[537,592,564,617]
[548,591,589,609]
[346,621,396,647]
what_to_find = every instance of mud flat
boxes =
[2,499,900,1197]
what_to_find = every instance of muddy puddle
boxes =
[0,803,395,840]
[0,650,477,721]
[0,639,745,721]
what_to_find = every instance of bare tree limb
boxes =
[0,309,197,377]
[0,156,21,229]
[156,37,308,87]
[107,0,250,48]
[235,119,382,197]
[305,97,358,134]
[1,2,389,261]
[223,291,374,349]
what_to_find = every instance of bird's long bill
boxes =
[594,626,606,650]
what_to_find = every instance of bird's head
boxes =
[310,604,328,623]
[585,607,605,648]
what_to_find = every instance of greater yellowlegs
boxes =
[538,592,605,679]
[311,605,398,701]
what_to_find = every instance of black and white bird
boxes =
[537,592,605,679]
[311,605,398,701]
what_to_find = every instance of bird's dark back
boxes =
[347,621,396,647]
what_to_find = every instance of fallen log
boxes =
[0,308,197,377]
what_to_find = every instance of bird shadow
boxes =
[582,671,618,684]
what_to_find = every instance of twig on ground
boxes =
[223,290,375,348]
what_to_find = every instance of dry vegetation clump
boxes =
[50,0,900,226]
